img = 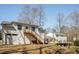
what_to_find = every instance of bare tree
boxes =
[56,12,65,33]
[18,5,46,27]
[37,5,46,27]
[18,5,32,24]
[69,11,79,40]
[53,10,79,41]
[62,10,79,41]
[31,7,39,25]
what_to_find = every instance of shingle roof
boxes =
[1,21,39,27]
[12,21,39,27]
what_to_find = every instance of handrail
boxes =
[24,29,44,43]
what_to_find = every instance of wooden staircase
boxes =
[24,30,44,44]
[12,24,44,44]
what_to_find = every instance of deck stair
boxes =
[24,30,44,44]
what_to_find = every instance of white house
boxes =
[1,21,44,45]
[55,33,67,43]
[44,32,67,44]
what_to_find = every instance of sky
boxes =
[0,4,79,29]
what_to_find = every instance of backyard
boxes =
[0,44,79,54]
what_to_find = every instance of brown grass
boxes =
[0,44,78,54]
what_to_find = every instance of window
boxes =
[26,26,28,29]
[32,27,35,31]
[18,25,22,30]
[6,34,17,36]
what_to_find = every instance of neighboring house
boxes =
[44,32,67,44]
[44,33,56,44]
[55,33,67,43]
[1,21,44,45]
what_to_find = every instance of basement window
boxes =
[18,25,22,30]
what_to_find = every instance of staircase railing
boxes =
[24,29,44,43]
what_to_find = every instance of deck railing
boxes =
[24,29,44,43]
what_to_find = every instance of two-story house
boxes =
[1,21,44,45]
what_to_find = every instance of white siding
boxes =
[57,36,67,43]
[35,28,40,35]
[2,23,41,45]
[2,32,5,44]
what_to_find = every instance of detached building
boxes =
[55,33,67,43]
[45,32,67,44]
[1,21,44,45]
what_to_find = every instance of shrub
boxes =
[74,40,79,46]
[0,30,2,40]
[75,47,79,54]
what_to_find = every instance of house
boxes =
[44,33,56,44]
[55,33,67,43]
[1,21,44,45]
[44,32,67,44]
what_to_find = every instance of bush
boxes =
[75,47,79,54]
[0,30,2,40]
[74,40,79,46]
